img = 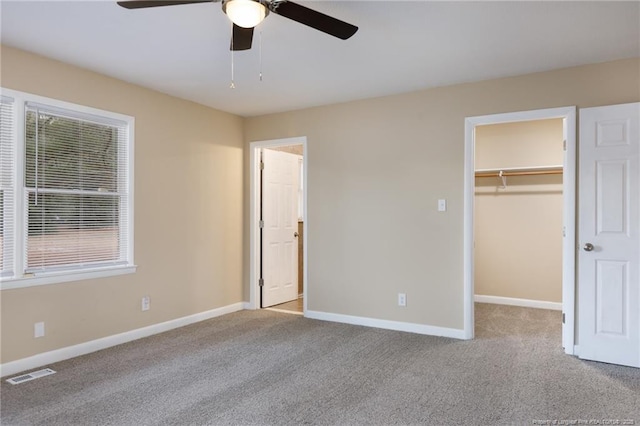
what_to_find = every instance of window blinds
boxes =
[24,103,130,273]
[0,96,15,277]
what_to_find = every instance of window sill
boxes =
[0,265,137,290]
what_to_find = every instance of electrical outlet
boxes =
[141,296,150,311]
[34,322,45,338]
[398,293,407,307]
[438,199,447,212]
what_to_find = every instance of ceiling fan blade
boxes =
[269,0,358,40]
[117,0,213,10]
[231,24,254,51]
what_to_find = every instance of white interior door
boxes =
[261,148,299,308]
[578,102,639,367]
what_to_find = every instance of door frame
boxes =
[463,106,576,354]
[249,136,308,312]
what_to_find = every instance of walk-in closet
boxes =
[474,119,564,310]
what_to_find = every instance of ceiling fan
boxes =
[117,0,358,51]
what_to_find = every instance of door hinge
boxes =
[260,161,264,170]
[562,313,565,324]
[259,220,264,228]
[259,278,264,287]
[563,140,567,151]
[562,226,566,237]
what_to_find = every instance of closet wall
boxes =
[474,119,564,304]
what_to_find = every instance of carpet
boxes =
[1,304,639,425]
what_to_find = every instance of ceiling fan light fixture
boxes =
[223,0,268,28]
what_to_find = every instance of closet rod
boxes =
[475,169,563,178]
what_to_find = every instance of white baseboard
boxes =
[474,295,562,311]
[305,310,466,340]
[1,302,245,378]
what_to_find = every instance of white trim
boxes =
[474,295,562,311]
[1,265,137,290]
[249,137,308,313]
[464,106,576,353]
[0,302,245,378]
[561,111,577,355]
[306,310,466,340]
[13,94,24,281]
[463,118,476,340]
[125,118,135,268]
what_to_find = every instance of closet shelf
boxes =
[475,165,563,178]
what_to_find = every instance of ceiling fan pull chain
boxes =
[230,22,236,89]
[259,29,263,82]
[230,50,236,89]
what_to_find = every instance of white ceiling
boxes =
[1,1,639,117]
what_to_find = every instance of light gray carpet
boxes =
[1,304,639,425]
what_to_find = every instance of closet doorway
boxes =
[463,107,576,353]
[475,119,564,310]
[249,137,307,316]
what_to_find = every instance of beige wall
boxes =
[244,58,640,330]
[474,119,564,303]
[475,119,564,170]
[0,46,245,363]
[1,45,639,364]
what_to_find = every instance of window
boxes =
[0,96,15,278]
[0,89,135,289]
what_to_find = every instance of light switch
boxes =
[438,199,447,212]
[34,322,45,338]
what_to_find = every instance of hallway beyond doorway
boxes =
[267,297,304,315]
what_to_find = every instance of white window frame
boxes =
[0,88,136,290]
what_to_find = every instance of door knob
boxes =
[583,243,594,252]
[294,232,299,238]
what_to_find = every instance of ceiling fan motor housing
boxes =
[222,0,270,28]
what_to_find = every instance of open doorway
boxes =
[464,107,576,354]
[249,137,307,316]
[474,119,564,338]
[474,119,564,309]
